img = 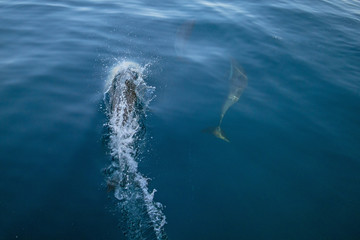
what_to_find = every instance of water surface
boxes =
[1,0,360,239]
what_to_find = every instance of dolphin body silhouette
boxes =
[206,60,248,142]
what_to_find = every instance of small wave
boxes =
[104,60,167,240]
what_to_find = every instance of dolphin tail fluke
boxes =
[202,126,230,143]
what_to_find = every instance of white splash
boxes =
[104,60,166,240]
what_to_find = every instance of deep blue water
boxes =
[1,0,360,239]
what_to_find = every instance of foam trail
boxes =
[104,60,167,240]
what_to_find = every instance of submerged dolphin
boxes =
[205,60,248,142]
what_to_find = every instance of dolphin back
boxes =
[230,60,248,98]
[219,60,248,124]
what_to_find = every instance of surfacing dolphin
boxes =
[104,62,167,240]
[108,67,138,126]
[106,67,139,191]
[205,60,248,142]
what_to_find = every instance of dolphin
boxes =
[108,68,138,125]
[106,67,139,192]
[205,60,248,142]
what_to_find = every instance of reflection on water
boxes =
[174,20,196,59]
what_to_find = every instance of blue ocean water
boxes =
[1,0,360,239]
